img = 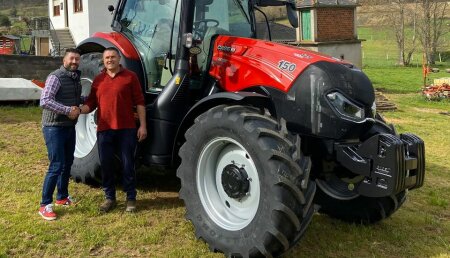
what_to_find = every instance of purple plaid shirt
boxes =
[40,75,72,115]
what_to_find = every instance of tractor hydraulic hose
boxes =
[254,6,271,41]
[166,0,179,75]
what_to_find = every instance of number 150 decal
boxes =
[278,60,297,72]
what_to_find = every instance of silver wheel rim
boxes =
[197,137,260,231]
[74,78,97,159]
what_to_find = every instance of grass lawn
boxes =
[0,24,449,257]
[0,94,448,257]
[359,26,450,94]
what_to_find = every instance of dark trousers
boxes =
[97,129,137,201]
[41,126,76,206]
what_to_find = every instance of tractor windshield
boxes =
[119,0,180,93]
[117,0,253,93]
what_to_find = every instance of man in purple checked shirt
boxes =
[38,48,83,221]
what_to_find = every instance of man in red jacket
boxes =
[81,47,147,213]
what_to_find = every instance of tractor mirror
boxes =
[286,3,298,28]
[108,5,115,12]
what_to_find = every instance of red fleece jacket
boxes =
[85,68,145,132]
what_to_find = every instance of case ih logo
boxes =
[217,45,236,53]
[294,53,313,59]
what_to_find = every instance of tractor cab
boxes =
[109,0,293,94]
[113,0,181,93]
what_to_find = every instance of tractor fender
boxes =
[77,32,140,60]
[76,34,146,90]
[172,91,276,164]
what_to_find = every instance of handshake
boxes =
[68,106,82,120]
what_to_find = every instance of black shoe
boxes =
[99,199,116,213]
[125,200,136,212]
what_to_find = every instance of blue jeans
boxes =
[41,126,76,206]
[97,129,137,201]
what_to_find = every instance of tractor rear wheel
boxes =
[71,52,103,184]
[314,118,407,224]
[177,105,316,257]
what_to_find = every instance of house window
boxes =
[0,40,4,48]
[301,10,311,41]
[74,0,83,13]
[53,0,60,16]
[5,40,11,48]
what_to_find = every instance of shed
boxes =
[288,0,363,68]
[0,35,21,55]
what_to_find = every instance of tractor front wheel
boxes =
[177,105,316,257]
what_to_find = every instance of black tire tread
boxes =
[70,52,103,185]
[273,203,301,231]
[315,187,407,224]
[178,105,316,257]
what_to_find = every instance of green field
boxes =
[359,26,450,93]
[0,25,449,257]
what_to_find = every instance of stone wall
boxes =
[0,55,62,81]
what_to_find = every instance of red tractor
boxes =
[72,0,425,257]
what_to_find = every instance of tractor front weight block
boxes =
[335,133,425,198]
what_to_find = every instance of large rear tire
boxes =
[177,105,316,257]
[314,117,407,224]
[71,52,103,184]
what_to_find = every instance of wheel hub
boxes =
[221,164,249,199]
[196,137,260,231]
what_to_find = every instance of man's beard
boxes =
[66,63,79,71]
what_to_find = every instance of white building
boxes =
[33,0,115,56]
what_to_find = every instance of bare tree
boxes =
[390,0,419,66]
[417,0,448,65]
[364,0,419,66]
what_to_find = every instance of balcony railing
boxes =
[31,17,62,56]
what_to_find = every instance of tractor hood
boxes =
[209,35,344,93]
[209,36,376,139]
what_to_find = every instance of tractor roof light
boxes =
[327,92,365,121]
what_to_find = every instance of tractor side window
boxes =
[193,0,252,73]
[119,0,180,93]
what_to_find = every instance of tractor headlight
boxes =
[327,92,365,121]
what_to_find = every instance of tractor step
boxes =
[335,133,425,198]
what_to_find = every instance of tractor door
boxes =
[190,0,253,88]
[118,0,181,93]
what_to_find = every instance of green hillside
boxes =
[0,0,47,18]
[0,0,46,9]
